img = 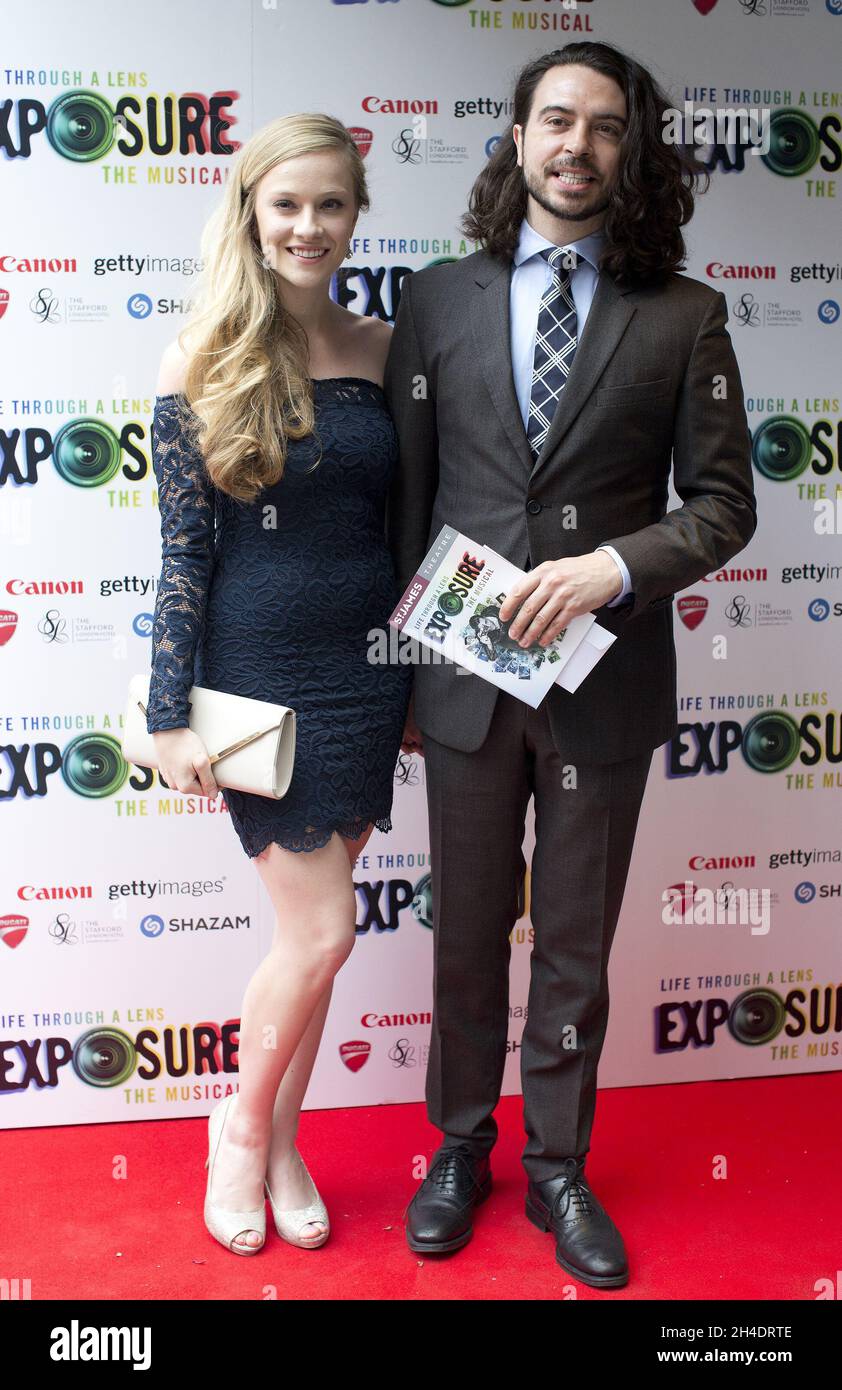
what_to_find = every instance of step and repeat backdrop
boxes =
[2,0,839,1128]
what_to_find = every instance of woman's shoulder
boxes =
[156,338,190,397]
[350,311,392,384]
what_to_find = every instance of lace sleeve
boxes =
[146,394,217,733]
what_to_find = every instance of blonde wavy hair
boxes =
[174,113,370,503]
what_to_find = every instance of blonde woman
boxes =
[147,114,417,1255]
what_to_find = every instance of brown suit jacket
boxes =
[383,250,757,763]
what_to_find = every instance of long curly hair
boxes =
[461,42,710,288]
[173,113,369,503]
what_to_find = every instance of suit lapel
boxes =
[470,249,638,487]
[470,255,533,472]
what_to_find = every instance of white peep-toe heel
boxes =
[264,1148,330,1249]
[203,1093,266,1256]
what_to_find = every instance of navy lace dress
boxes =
[145,378,413,857]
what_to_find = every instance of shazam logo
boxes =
[132,612,154,637]
[818,299,840,324]
[127,294,153,319]
[139,914,165,938]
[808,598,830,621]
[794,881,816,904]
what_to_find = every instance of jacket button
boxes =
[526,498,542,514]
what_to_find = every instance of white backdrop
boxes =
[2,0,840,1128]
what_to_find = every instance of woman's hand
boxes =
[151,728,219,797]
[400,692,424,758]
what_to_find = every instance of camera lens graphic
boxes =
[760,109,820,178]
[437,591,464,617]
[751,416,812,481]
[72,1027,137,1087]
[411,872,433,930]
[727,989,786,1046]
[740,711,801,774]
[53,419,122,488]
[61,734,129,798]
[46,91,117,162]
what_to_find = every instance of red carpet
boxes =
[3,1071,839,1301]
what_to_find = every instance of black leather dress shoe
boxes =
[526,1156,629,1288]
[406,1143,492,1253]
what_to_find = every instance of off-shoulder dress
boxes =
[145,378,413,857]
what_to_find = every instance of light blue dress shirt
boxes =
[510,217,632,607]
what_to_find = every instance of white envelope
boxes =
[555,621,616,692]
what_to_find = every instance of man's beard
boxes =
[524,165,609,224]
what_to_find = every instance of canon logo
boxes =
[6,578,84,595]
[706,262,776,280]
[362,95,438,115]
[0,255,77,274]
[688,855,757,870]
[18,883,93,900]
[361,1011,432,1028]
[702,567,767,583]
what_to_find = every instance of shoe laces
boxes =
[427,1144,483,1198]
[550,1156,596,1220]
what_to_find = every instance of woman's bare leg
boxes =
[264,824,374,1237]
[206,829,360,1249]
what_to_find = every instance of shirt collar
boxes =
[513,216,604,273]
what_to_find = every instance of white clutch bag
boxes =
[121,672,296,800]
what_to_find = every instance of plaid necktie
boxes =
[526,245,580,459]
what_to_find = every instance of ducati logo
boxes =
[339,1041,371,1073]
[348,127,373,159]
[1,914,29,949]
[0,611,19,646]
[678,596,708,630]
[664,883,697,914]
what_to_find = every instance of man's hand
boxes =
[499,551,624,648]
[400,691,424,757]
